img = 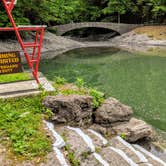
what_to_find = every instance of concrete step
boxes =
[85,128,108,148]
[0,77,54,99]
[56,126,100,166]
[110,136,148,164]
[84,128,166,166]
[56,126,92,158]
[45,122,166,166]
[100,147,133,166]
[44,121,70,166]
[134,144,166,166]
[85,129,138,166]
[85,128,166,166]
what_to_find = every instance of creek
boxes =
[39,47,166,136]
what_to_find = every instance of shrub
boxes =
[89,88,104,108]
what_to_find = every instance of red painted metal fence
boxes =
[0,0,46,83]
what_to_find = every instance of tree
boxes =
[102,0,137,23]
[0,0,166,28]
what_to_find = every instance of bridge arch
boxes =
[52,22,140,36]
[61,27,121,38]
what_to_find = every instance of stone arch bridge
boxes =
[52,22,141,36]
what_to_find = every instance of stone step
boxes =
[0,80,37,94]
[85,128,138,166]
[44,121,70,166]
[85,128,108,148]
[0,77,55,99]
[80,154,102,166]
[110,136,148,164]
[38,152,63,166]
[85,128,165,166]
[99,147,136,166]
[57,126,112,166]
[56,126,92,159]
[110,136,166,166]
[63,126,138,166]
[133,144,166,166]
[0,90,41,99]
[45,122,166,166]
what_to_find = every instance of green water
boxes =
[39,47,166,132]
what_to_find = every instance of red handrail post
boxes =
[0,0,46,84]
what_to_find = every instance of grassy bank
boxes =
[0,73,31,83]
[0,77,104,161]
[0,94,52,159]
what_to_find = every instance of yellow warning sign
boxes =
[0,51,23,74]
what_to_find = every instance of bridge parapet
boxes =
[51,22,141,36]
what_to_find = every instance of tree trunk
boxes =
[118,13,121,23]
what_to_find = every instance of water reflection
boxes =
[39,47,166,134]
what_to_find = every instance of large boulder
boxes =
[109,118,153,142]
[43,95,93,126]
[95,97,133,126]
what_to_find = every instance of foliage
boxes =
[103,0,137,16]
[54,76,66,85]
[75,77,85,88]
[64,143,80,166]
[54,77,104,108]
[89,88,104,108]
[81,151,91,159]
[0,94,52,159]
[0,75,104,159]
[58,89,86,96]
[0,0,165,28]
[102,0,166,23]
[120,133,126,140]
[0,73,31,83]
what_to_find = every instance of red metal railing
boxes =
[0,0,46,83]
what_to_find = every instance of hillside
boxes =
[134,26,166,40]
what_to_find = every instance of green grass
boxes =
[54,77,104,108]
[0,72,31,83]
[0,74,103,160]
[0,94,52,159]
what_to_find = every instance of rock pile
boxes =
[95,97,133,125]
[43,95,93,126]
[43,95,152,142]
[94,97,152,142]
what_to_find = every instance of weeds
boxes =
[64,144,80,166]
[54,76,66,85]
[0,94,52,159]
[0,76,105,160]
[89,88,104,108]
[54,77,105,108]
[120,133,126,140]
[75,77,85,88]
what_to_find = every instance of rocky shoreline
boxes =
[40,93,166,165]
[43,95,153,143]
[36,31,166,59]
[1,90,165,165]
[0,29,166,165]
[0,30,166,62]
